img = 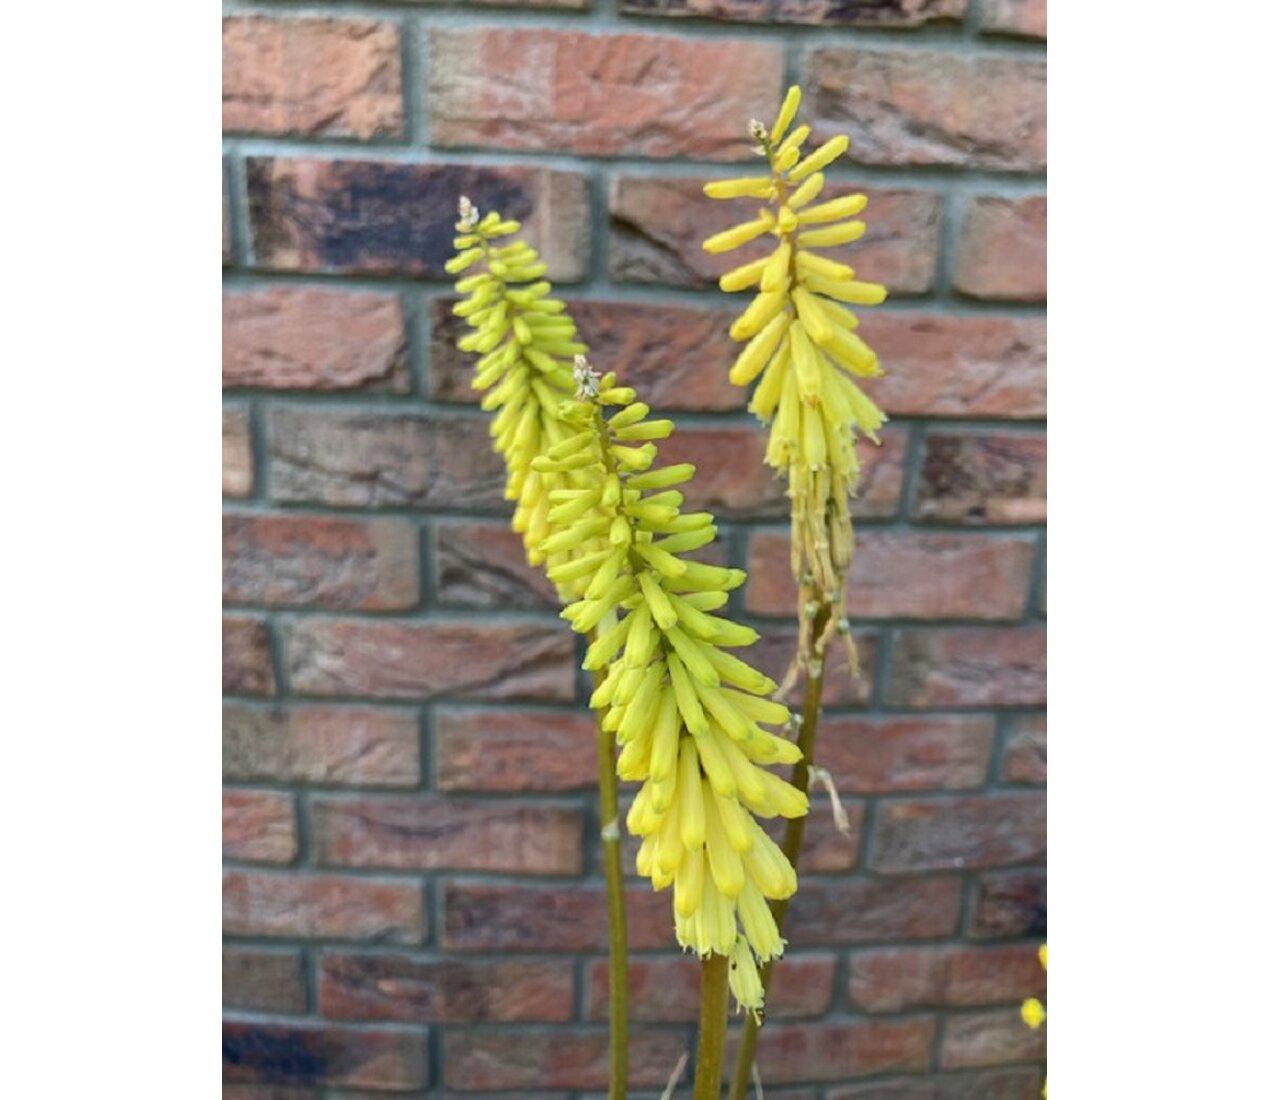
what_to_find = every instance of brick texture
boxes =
[223,4,1044,1089]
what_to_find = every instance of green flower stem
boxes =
[694,952,732,1099]
[726,600,833,1099]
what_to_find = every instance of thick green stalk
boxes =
[694,952,731,1099]
[726,601,833,1099]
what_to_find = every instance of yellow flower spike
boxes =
[787,172,825,210]
[728,937,764,1013]
[1021,998,1047,1030]
[1038,944,1048,970]
[769,85,801,144]
[702,212,775,254]
[703,177,774,200]
[787,134,849,182]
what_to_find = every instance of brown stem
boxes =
[693,952,731,1099]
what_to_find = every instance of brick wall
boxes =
[222,1,1046,1094]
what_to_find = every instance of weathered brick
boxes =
[734,1018,935,1083]
[223,16,402,139]
[795,799,864,873]
[443,1027,687,1090]
[849,944,1045,1012]
[620,0,967,27]
[807,49,1045,170]
[747,625,878,707]
[826,1066,1045,1099]
[319,954,573,1023]
[224,704,420,787]
[433,522,557,611]
[224,407,253,498]
[954,196,1046,302]
[867,314,1046,419]
[223,871,424,944]
[915,432,1046,525]
[223,289,408,392]
[1001,714,1046,783]
[224,616,275,696]
[786,877,960,944]
[222,1087,317,1100]
[435,708,596,792]
[888,627,1046,707]
[609,176,940,293]
[442,882,675,952]
[813,715,994,793]
[310,796,583,874]
[247,158,589,281]
[223,1022,427,1090]
[980,0,1046,39]
[968,868,1046,939]
[224,946,307,1014]
[428,28,780,160]
[872,794,1045,873]
[223,165,233,266]
[939,1008,1044,1069]
[223,514,420,610]
[266,408,505,510]
[745,531,1035,620]
[587,953,835,1022]
[224,790,298,864]
[283,619,574,702]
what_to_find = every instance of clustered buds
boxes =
[537,363,808,1016]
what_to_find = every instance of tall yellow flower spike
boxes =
[542,356,808,1017]
[702,86,888,679]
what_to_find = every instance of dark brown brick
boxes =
[283,618,574,702]
[247,158,588,281]
[954,196,1047,302]
[310,796,583,874]
[319,954,573,1023]
[427,28,781,160]
[939,1008,1045,1069]
[435,708,597,792]
[223,1022,427,1090]
[619,0,967,27]
[223,16,403,139]
[224,789,298,864]
[915,432,1046,525]
[888,627,1046,707]
[786,877,961,945]
[968,869,1046,939]
[224,407,253,498]
[433,522,557,611]
[872,794,1045,873]
[224,616,275,696]
[746,625,878,707]
[980,0,1046,39]
[807,48,1045,170]
[735,1018,935,1083]
[224,947,308,1014]
[1001,715,1046,784]
[223,871,424,944]
[826,1066,1045,1099]
[850,944,1045,1011]
[223,289,408,392]
[223,514,420,610]
[223,704,421,787]
[813,715,994,793]
[609,176,940,294]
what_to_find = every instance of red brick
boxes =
[427,28,780,160]
[826,1066,1044,1099]
[223,870,424,943]
[223,704,421,787]
[968,869,1046,939]
[915,432,1046,524]
[735,1018,935,1083]
[247,158,589,281]
[747,625,878,707]
[867,314,1046,419]
[433,522,557,611]
[609,176,940,294]
[980,0,1046,39]
[939,1008,1045,1069]
[586,952,835,1022]
[224,616,275,696]
[224,946,307,1014]
[266,408,506,510]
[786,877,960,945]
[888,627,1046,707]
[442,882,675,952]
[813,715,994,793]
[443,1027,687,1090]
[872,794,1045,873]
[223,514,419,610]
[283,619,574,702]
[310,796,583,874]
[224,790,298,864]
[1001,714,1046,783]
[222,1088,317,1100]
[224,407,253,498]
[223,289,408,392]
[745,531,1035,620]
[619,0,967,26]
[794,798,864,872]
[849,944,1045,1012]
[223,16,402,139]
[435,708,597,792]
[223,1022,427,1090]
[319,954,573,1023]
[807,48,1045,170]
[954,196,1047,302]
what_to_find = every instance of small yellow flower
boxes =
[1038,943,1047,970]
[1021,997,1047,1030]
